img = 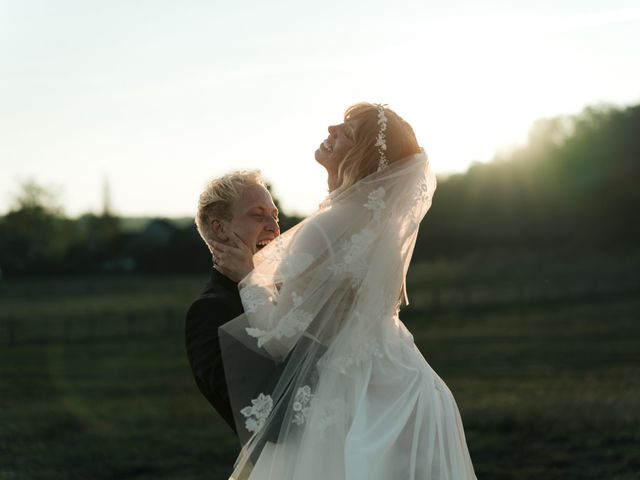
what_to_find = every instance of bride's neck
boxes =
[327,174,339,192]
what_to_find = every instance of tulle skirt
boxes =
[234,318,477,480]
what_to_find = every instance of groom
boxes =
[185,170,280,435]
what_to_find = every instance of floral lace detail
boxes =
[291,385,314,426]
[409,177,432,227]
[329,228,376,286]
[240,393,273,433]
[318,336,384,374]
[292,291,303,307]
[413,178,430,203]
[240,284,272,313]
[364,187,386,222]
[339,228,375,266]
[363,187,386,223]
[310,398,347,439]
[245,291,313,348]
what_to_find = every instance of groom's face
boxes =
[215,184,280,254]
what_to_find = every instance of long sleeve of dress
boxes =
[238,214,343,360]
[239,212,360,360]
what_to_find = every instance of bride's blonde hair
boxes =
[335,103,421,194]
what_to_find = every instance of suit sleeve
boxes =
[185,297,237,434]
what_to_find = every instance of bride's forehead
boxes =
[343,117,362,131]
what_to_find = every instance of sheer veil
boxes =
[219,151,437,478]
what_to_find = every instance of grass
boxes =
[1,335,238,480]
[1,255,639,479]
[411,299,640,479]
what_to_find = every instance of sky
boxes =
[1,0,639,217]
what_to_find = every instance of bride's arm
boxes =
[238,215,337,360]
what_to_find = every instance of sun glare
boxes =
[374,15,602,174]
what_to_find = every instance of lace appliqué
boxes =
[364,187,386,223]
[342,229,375,263]
[310,398,347,439]
[318,336,384,374]
[413,178,430,203]
[240,284,272,313]
[291,385,314,426]
[245,292,313,348]
[408,177,432,228]
[240,393,273,433]
[329,228,376,286]
[289,385,345,438]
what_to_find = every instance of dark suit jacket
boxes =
[185,269,311,447]
[185,268,242,435]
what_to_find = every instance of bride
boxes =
[215,103,477,479]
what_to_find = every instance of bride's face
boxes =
[314,120,357,174]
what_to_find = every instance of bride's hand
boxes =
[212,233,254,282]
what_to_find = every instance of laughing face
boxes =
[218,184,280,253]
[314,120,358,177]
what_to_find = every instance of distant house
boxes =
[135,219,177,246]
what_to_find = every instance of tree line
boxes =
[0,182,301,276]
[1,102,638,276]
[415,103,639,258]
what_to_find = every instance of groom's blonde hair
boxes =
[195,170,265,252]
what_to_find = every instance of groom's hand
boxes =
[212,233,254,282]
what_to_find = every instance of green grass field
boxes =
[1,254,639,479]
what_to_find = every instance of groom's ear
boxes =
[211,218,229,243]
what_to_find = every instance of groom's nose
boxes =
[266,216,280,236]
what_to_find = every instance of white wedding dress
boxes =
[219,153,477,479]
